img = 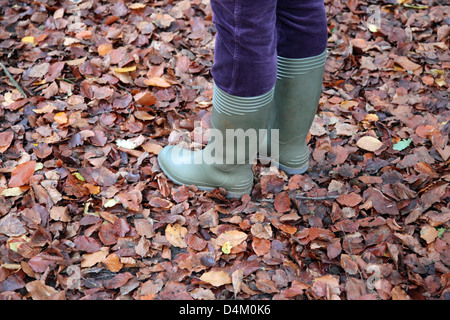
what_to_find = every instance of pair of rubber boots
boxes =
[158,50,327,198]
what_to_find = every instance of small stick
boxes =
[293,194,340,201]
[0,62,27,98]
[260,193,340,203]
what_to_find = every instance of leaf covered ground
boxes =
[0,0,449,300]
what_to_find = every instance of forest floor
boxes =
[0,0,448,300]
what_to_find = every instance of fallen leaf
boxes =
[113,65,136,73]
[98,43,113,56]
[274,191,291,213]
[81,248,109,268]
[165,224,187,248]
[393,138,412,151]
[337,193,363,207]
[0,131,14,153]
[21,36,35,45]
[420,225,439,244]
[103,253,123,272]
[25,280,62,300]
[356,136,383,152]
[199,270,232,287]
[144,77,171,88]
[129,3,146,9]
[9,161,36,187]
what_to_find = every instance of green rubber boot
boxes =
[260,50,327,175]
[158,84,273,199]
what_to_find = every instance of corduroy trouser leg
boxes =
[210,0,328,98]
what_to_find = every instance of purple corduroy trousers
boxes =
[210,0,328,97]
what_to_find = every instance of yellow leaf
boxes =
[34,163,44,171]
[221,241,232,254]
[73,172,86,181]
[1,187,26,197]
[21,36,35,44]
[54,112,68,124]
[200,270,232,287]
[367,23,379,33]
[113,65,137,73]
[7,235,30,253]
[165,223,187,248]
[356,136,383,152]
[104,198,117,208]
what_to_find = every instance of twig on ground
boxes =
[0,62,27,98]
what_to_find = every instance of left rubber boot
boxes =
[259,50,327,175]
[157,83,273,199]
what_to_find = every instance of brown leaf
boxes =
[215,230,247,248]
[103,253,123,272]
[0,131,14,153]
[199,270,232,287]
[340,254,359,275]
[391,286,411,300]
[420,225,439,244]
[74,235,101,253]
[274,191,291,213]
[394,56,421,71]
[134,91,157,106]
[25,280,63,300]
[9,161,36,187]
[337,192,363,207]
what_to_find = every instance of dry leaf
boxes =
[103,253,123,272]
[356,136,383,152]
[200,270,232,287]
[9,161,36,187]
[144,77,171,88]
[81,248,109,268]
[98,43,113,56]
[420,225,439,244]
[165,224,187,248]
[54,112,68,124]
[113,65,137,73]
[215,230,247,248]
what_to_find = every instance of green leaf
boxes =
[393,138,412,151]
[73,172,86,182]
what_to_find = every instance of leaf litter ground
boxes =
[0,0,448,300]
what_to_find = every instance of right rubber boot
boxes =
[158,83,273,199]
[260,50,327,174]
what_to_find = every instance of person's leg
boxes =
[262,0,328,174]
[158,0,278,198]
[276,0,328,59]
[211,0,278,97]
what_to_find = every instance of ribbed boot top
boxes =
[277,50,328,79]
[213,83,275,116]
